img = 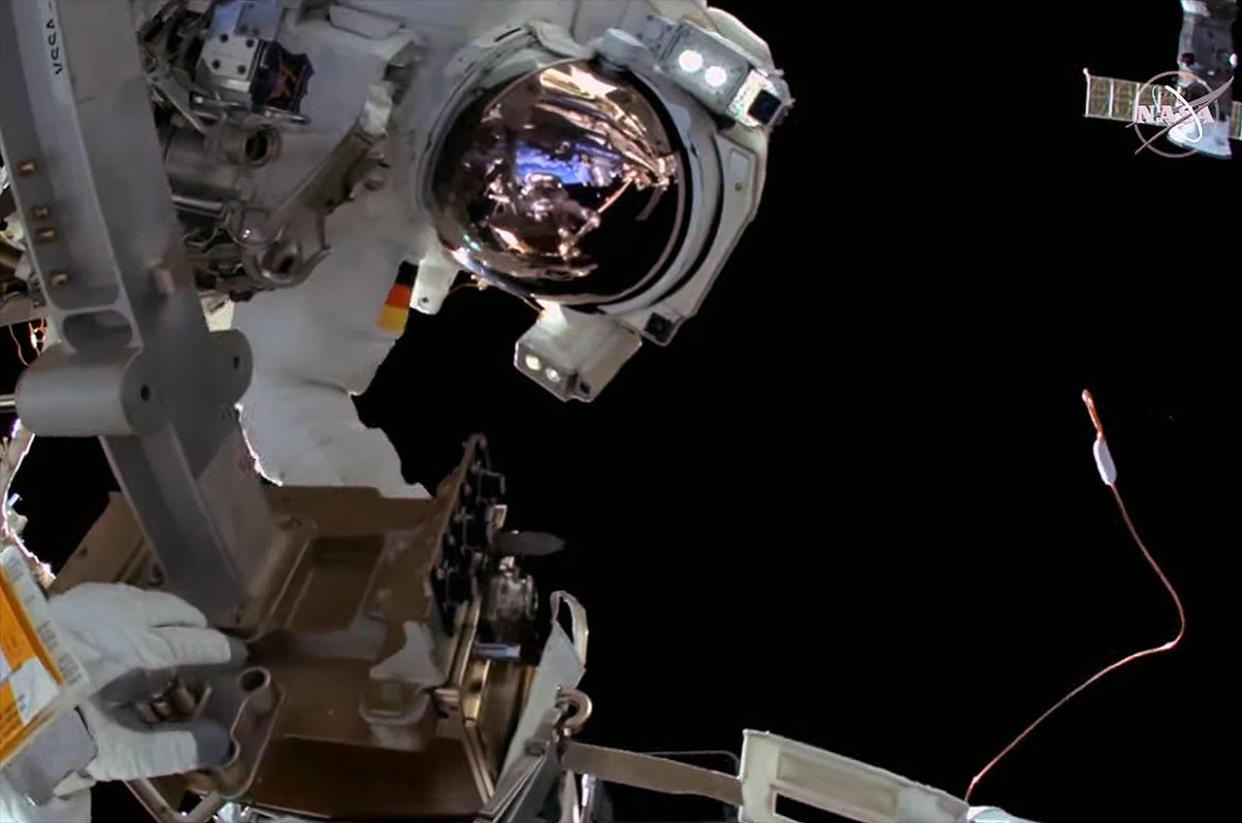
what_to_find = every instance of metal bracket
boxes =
[561,741,743,808]
[127,665,285,823]
[411,245,458,315]
[739,731,969,823]
[0,0,291,629]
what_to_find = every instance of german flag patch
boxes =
[378,262,416,333]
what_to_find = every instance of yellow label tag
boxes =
[0,546,84,767]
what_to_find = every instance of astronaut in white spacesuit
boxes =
[228,0,789,497]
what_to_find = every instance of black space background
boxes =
[3,2,1238,821]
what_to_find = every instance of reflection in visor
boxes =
[431,61,685,303]
[514,139,626,187]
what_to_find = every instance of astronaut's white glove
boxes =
[51,583,244,781]
[1,583,243,822]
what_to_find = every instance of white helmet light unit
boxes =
[416,13,790,401]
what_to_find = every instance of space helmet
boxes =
[418,16,789,399]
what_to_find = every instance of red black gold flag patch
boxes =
[377,262,416,333]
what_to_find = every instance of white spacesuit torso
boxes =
[228,0,774,497]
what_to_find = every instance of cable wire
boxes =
[8,323,28,366]
[964,390,1187,804]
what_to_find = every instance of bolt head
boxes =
[48,272,70,288]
